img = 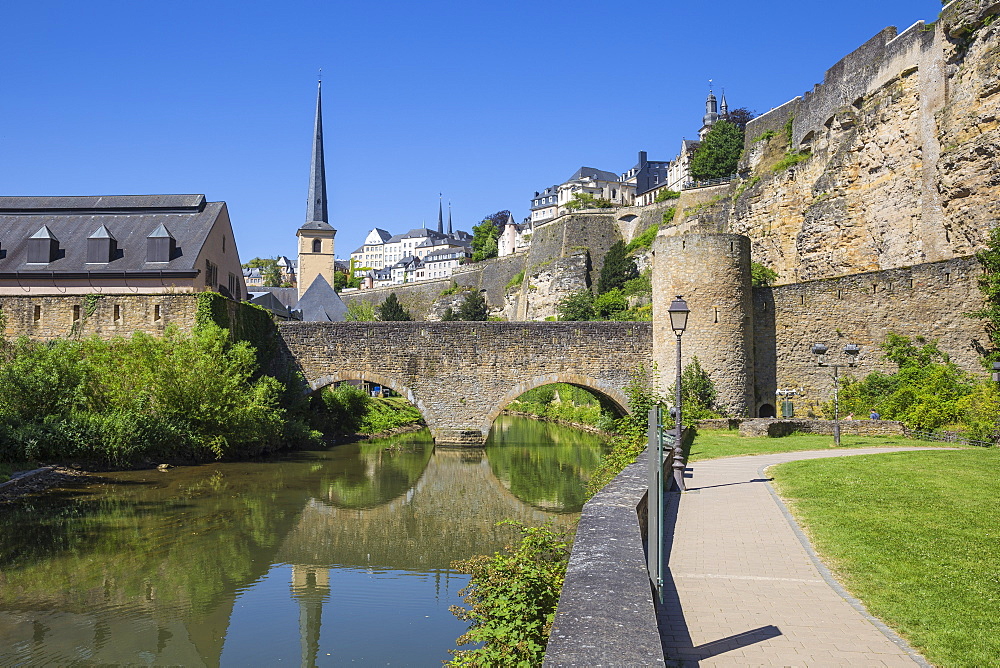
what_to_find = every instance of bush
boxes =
[0,325,310,465]
[449,521,571,666]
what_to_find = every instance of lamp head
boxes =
[811,343,828,357]
[668,295,690,334]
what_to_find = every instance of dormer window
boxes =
[147,224,176,262]
[87,225,118,264]
[27,225,59,263]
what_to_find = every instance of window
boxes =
[205,260,218,288]
[114,304,121,322]
[312,239,322,253]
[72,305,80,322]
[229,273,238,298]
[33,305,41,322]
[154,305,161,321]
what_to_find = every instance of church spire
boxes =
[720,88,728,118]
[305,79,329,227]
[437,194,443,234]
[448,202,453,235]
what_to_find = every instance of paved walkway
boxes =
[658,447,943,667]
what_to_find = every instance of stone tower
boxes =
[297,80,336,300]
[652,233,754,416]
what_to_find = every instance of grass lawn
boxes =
[771,449,1000,667]
[688,428,937,462]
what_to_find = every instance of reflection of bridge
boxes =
[278,321,652,444]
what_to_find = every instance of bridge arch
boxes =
[483,372,632,436]
[308,371,431,424]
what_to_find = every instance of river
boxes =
[0,415,609,666]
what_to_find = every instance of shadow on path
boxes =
[654,487,783,665]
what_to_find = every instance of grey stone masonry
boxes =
[544,454,665,667]
[276,321,652,444]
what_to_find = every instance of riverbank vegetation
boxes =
[449,521,571,666]
[772,449,1000,667]
[507,383,616,431]
[0,323,316,467]
[308,383,423,437]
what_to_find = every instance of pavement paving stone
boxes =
[657,447,942,667]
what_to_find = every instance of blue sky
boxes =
[1,0,941,262]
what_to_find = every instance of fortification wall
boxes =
[752,255,988,416]
[731,1,999,283]
[341,213,622,321]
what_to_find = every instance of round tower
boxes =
[652,233,754,416]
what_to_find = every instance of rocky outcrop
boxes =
[719,1,999,283]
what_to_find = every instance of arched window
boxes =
[312,239,322,253]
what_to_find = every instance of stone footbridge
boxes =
[277,321,652,444]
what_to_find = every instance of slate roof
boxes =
[295,274,348,322]
[567,167,621,183]
[256,286,299,309]
[248,291,294,320]
[0,194,223,276]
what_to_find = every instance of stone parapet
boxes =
[544,453,665,666]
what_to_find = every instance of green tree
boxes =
[751,261,779,287]
[564,192,614,211]
[471,219,501,262]
[242,257,281,287]
[969,224,1000,367]
[592,289,628,319]
[441,307,457,321]
[346,300,376,322]
[377,293,412,321]
[557,290,595,321]
[689,119,743,181]
[597,241,638,294]
[457,290,488,321]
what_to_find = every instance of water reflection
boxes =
[0,416,606,666]
[486,415,611,513]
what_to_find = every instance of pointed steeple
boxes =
[303,79,331,230]
[720,88,728,118]
[437,194,444,234]
[447,202,453,236]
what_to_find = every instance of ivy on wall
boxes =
[195,292,278,368]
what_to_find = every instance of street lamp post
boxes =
[811,343,861,446]
[668,296,690,492]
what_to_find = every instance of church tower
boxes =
[297,79,336,300]
[699,84,720,139]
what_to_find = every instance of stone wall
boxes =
[340,212,623,321]
[0,294,200,340]
[752,255,988,416]
[736,419,906,438]
[276,321,652,444]
[729,1,999,283]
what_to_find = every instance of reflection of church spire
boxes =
[292,565,330,668]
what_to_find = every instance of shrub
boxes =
[449,522,570,666]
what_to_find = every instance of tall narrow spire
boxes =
[448,202,453,235]
[305,79,329,227]
[720,88,728,118]
[437,194,444,234]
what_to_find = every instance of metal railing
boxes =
[904,428,995,448]
[682,174,736,190]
